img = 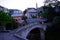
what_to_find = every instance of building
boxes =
[11,13,23,21]
[9,9,22,14]
[25,8,37,19]
[24,7,45,19]
[10,9,23,21]
[0,6,9,13]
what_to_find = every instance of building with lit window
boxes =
[25,8,37,19]
[10,9,23,21]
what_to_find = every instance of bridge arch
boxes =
[25,24,45,38]
[26,28,41,40]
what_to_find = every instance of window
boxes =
[14,11,19,13]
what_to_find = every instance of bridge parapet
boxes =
[26,18,47,24]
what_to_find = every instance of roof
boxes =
[11,13,23,17]
[27,8,35,10]
[27,8,37,13]
[9,9,21,11]
[9,9,22,14]
[0,6,4,8]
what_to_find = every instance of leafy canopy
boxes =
[0,10,15,26]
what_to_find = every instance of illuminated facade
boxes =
[10,9,23,21]
[26,8,37,19]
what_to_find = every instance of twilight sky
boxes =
[0,0,60,11]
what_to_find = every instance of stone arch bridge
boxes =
[14,23,47,40]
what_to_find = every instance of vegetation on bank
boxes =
[0,10,18,31]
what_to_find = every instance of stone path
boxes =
[0,31,25,40]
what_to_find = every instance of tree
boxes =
[56,1,60,6]
[52,16,60,24]
[23,9,27,23]
[38,5,55,22]
[42,0,60,22]
[45,16,60,40]
[0,10,17,31]
[38,10,48,18]
[44,1,60,40]
[23,9,27,16]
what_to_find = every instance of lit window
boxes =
[42,21,45,24]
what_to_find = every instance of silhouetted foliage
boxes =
[45,17,60,40]
[45,1,60,40]
[23,9,27,15]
